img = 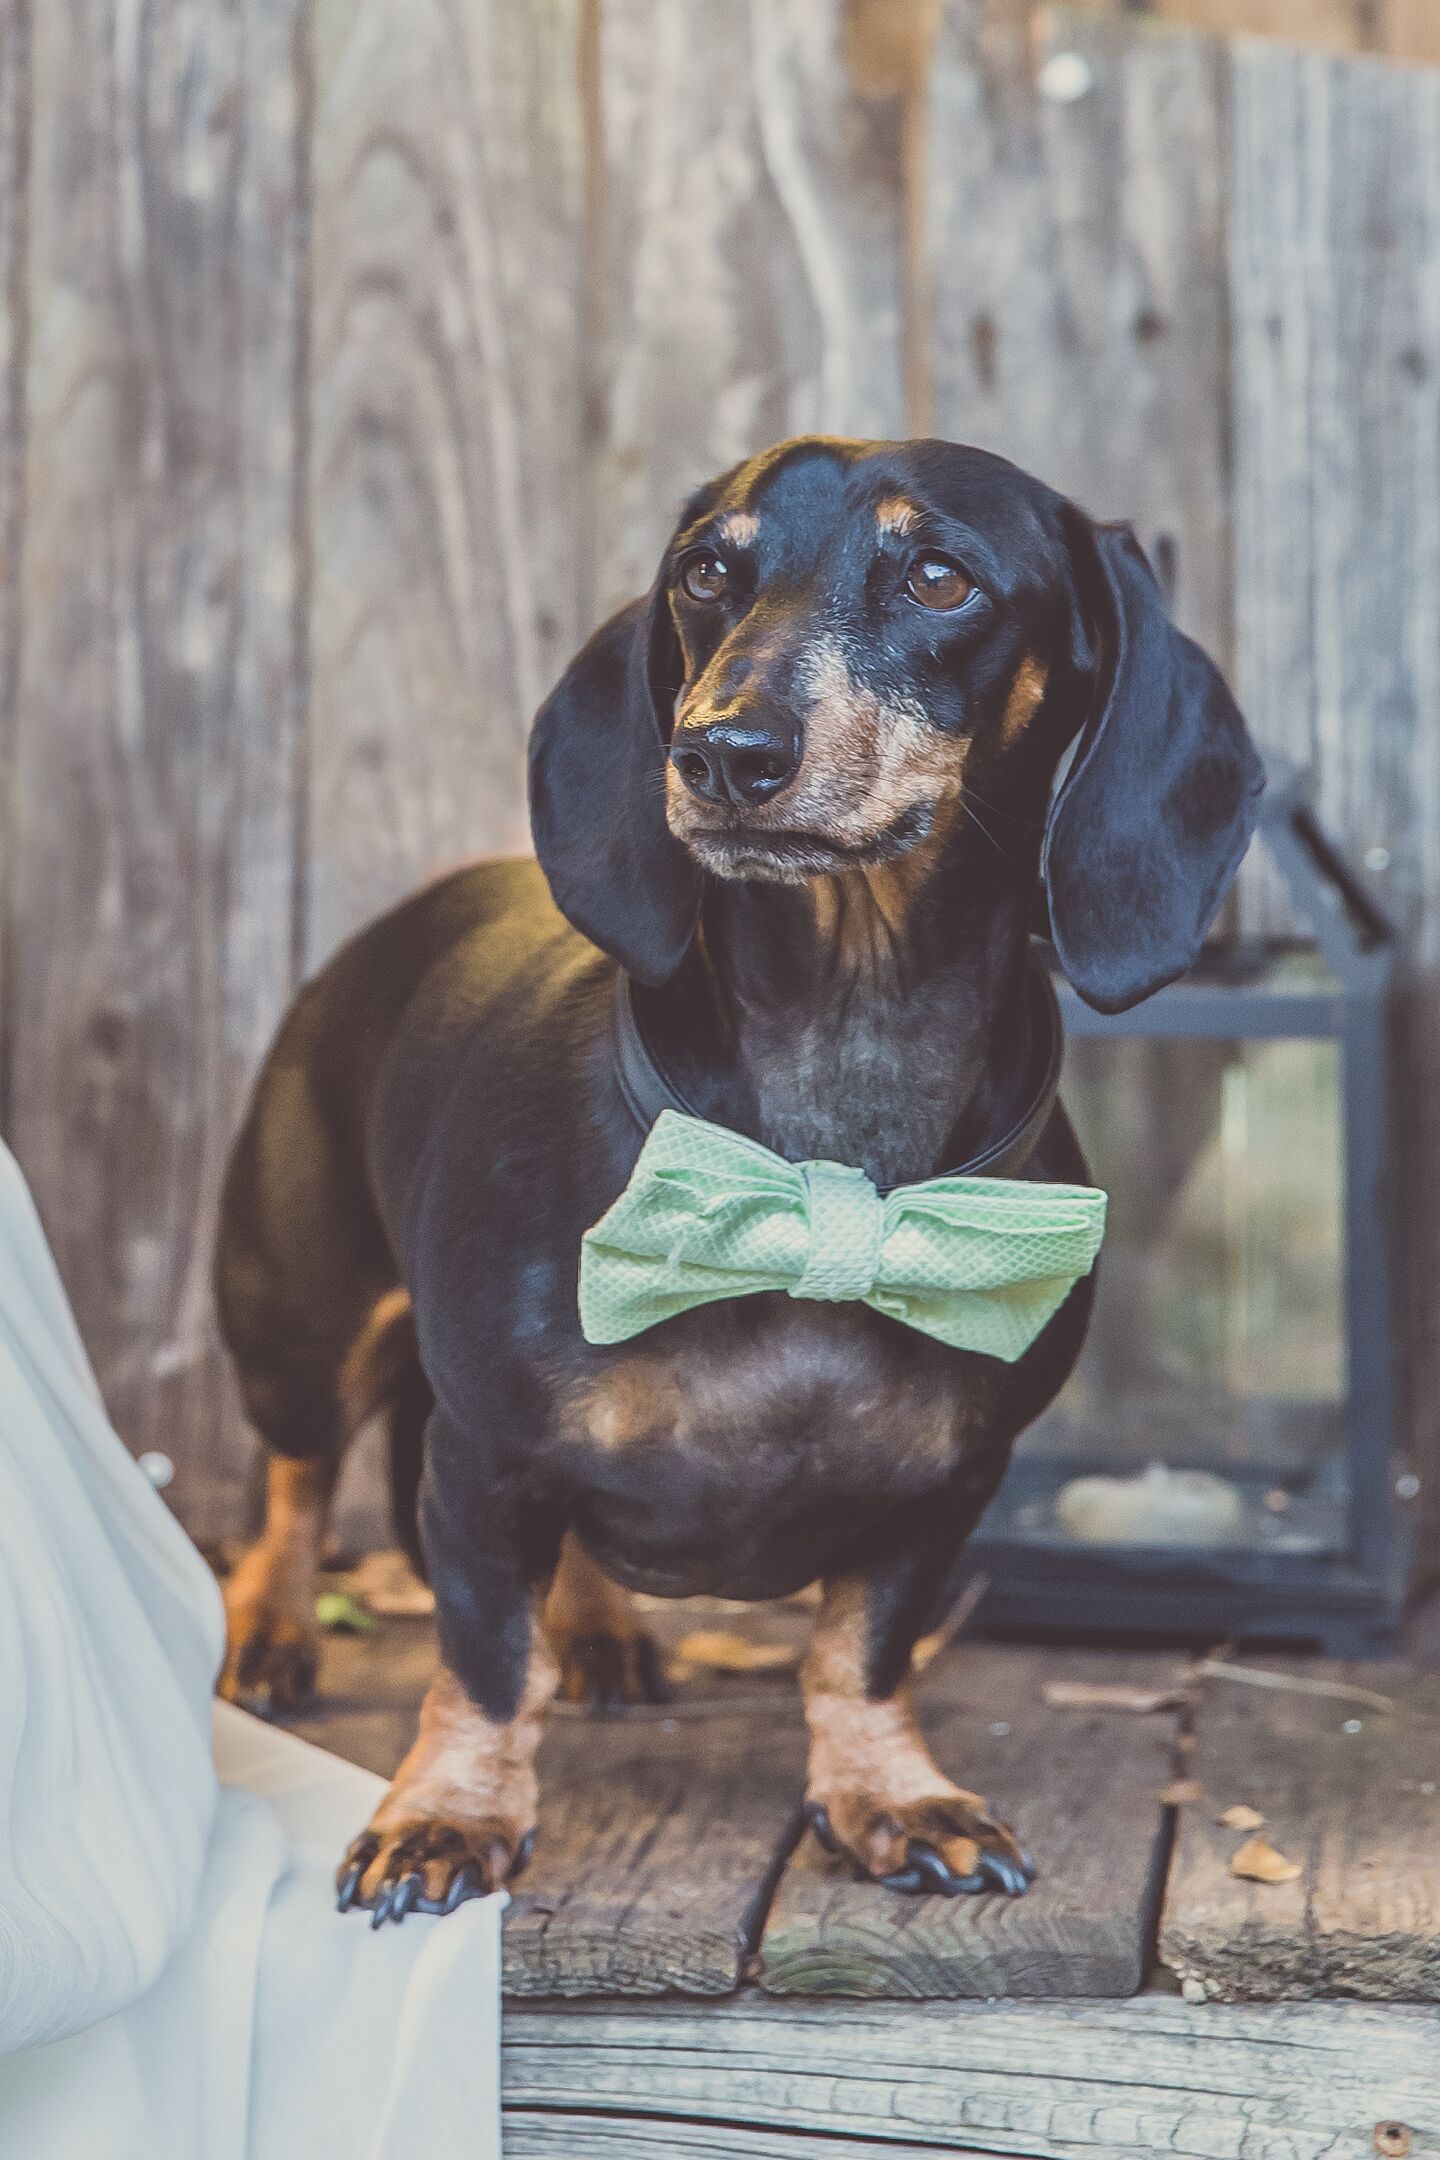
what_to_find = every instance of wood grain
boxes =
[1083,0,1440,65]
[504,1700,807,1997]
[925,7,1232,666]
[591,0,909,617]
[1160,1660,1440,1999]
[504,2118,1014,2160]
[503,1993,1440,2158]
[6,0,306,1540]
[1229,39,1440,922]
[0,0,29,1114]
[305,0,584,962]
[1226,39,1440,1496]
[756,1647,1182,1998]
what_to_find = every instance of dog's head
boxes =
[530,437,1263,1014]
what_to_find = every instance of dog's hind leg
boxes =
[543,1531,670,1710]
[215,1069,409,1715]
[220,1437,338,1715]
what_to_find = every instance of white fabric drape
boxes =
[0,1139,503,2158]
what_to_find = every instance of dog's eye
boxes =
[904,555,974,611]
[679,552,731,603]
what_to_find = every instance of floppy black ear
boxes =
[528,586,701,985]
[1043,517,1265,1015]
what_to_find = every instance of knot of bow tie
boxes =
[579,1110,1106,1362]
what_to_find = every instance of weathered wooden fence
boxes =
[1,0,1439,1543]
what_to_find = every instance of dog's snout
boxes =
[671,721,800,809]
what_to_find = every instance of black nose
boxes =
[670,721,800,808]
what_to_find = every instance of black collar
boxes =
[610,945,1064,1193]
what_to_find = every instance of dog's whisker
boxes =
[961,782,1039,832]
[957,794,1009,863]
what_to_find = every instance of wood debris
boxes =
[1229,1834,1303,1885]
[1193,1659,1395,1715]
[1160,1778,1203,1807]
[1042,1680,1189,1715]
[671,1630,799,1676]
[1218,1803,1266,1832]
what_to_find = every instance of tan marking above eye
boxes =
[715,509,760,548]
[875,496,920,538]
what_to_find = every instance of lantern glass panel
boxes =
[979,971,1348,1562]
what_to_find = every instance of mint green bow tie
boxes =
[579,1110,1106,1361]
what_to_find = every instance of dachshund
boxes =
[215,435,1262,1919]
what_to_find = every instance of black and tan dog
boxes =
[216,436,1261,1919]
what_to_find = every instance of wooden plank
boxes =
[0,0,29,1120]
[503,1993,1440,2159]
[756,1647,1181,1998]
[1229,38,1440,920]
[1225,42,1440,1479]
[504,1700,807,1998]
[504,2116,1013,2160]
[925,8,1233,666]
[505,1595,812,1998]
[592,0,909,616]
[7,0,306,1542]
[305,0,585,963]
[1160,1660,1440,2000]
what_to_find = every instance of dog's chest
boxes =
[560,1299,989,1496]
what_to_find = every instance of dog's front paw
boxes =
[555,1626,671,1711]
[335,1815,533,1925]
[805,1787,1034,1897]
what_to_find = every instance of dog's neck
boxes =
[640,841,1040,1189]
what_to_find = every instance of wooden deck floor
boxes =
[289,1583,1440,2156]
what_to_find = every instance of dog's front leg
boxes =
[802,1574,1033,1897]
[337,1413,558,1922]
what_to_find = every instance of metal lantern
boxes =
[967,773,1409,1655]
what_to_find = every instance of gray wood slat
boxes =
[305,0,585,962]
[6,0,306,1541]
[925,7,1233,668]
[503,1992,1440,2159]
[756,1646,1183,1998]
[1160,1659,1440,1999]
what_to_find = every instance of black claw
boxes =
[390,1873,422,1923]
[438,1863,483,1916]
[804,1803,839,1856]
[335,1863,363,1913]
[512,1830,535,1879]
[978,1846,1033,1897]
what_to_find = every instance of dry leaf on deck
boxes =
[672,1631,799,1675]
[1159,1778,1203,1807]
[1218,1803,1266,1832]
[1042,1680,1188,1715]
[1230,1834,1302,1884]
